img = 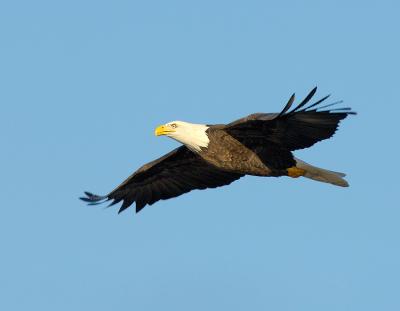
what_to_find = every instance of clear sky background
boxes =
[1,1,399,310]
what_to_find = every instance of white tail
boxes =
[295,158,349,187]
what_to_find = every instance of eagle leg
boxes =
[287,167,306,178]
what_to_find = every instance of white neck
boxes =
[167,121,210,152]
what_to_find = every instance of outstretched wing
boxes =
[226,87,356,152]
[80,146,243,213]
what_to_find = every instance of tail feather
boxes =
[295,158,349,187]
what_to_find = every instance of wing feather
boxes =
[277,93,295,117]
[226,87,355,153]
[81,146,243,213]
[289,86,317,113]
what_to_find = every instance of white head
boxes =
[155,121,210,152]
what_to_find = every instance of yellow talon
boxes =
[287,167,306,178]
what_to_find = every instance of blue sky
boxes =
[1,1,399,310]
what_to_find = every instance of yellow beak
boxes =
[155,125,175,136]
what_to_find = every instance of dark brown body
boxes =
[199,127,273,176]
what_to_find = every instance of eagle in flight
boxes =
[81,87,355,213]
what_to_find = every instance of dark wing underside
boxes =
[80,146,243,213]
[225,87,355,170]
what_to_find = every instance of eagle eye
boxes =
[170,123,178,129]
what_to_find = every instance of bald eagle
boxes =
[81,87,355,213]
